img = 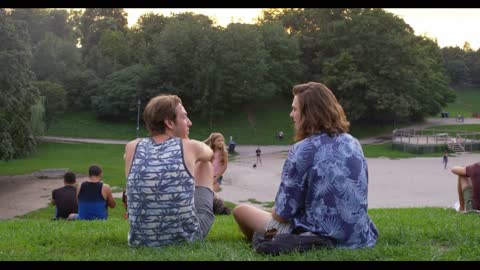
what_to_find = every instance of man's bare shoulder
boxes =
[126,138,142,149]
[182,138,202,147]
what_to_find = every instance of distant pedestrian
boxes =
[228,136,236,154]
[443,150,449,169]
[255,146,262,166]
[277,131,284,140]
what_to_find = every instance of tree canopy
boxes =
[3,8,479,160]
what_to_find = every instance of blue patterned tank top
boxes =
[127,137,199,247]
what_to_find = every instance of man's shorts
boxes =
[264,217,293,234]
[463,186,479,212]
[194,186,215,239]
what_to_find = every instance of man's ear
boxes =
[164,119,175,130]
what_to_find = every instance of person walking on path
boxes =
[255,147,262,167]
[443,150,449,169]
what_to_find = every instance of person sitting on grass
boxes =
[232,82,378,255]
[124,94,215,247]
[451,162,480,213]
[68,165,116,220]
[51,172,78,219]
[203,132,231,215]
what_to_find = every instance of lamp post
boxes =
[136,99,141,138]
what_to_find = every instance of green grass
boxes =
[2,206,480,260]
[362,143,446,159]
[0,142,125,188]
[46,97,419,145]
[443,87,480,117]
[425,124,480,136]
[45,111,146,140]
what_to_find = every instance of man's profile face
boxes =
[290,95,301,131]
[173,103,192,139]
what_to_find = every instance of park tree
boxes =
[148,13,221,113]
[8,9,50,44]
[321,9,454,123]
[261,8,455,123]
[216,23,270,106]
[62,69,100,110]
[0,9,39,160]
[258,21,303,96]
[128,13,170,66]
[465,49,480,86]
[32,81,67,127]
[91,64,147,120]
[259,8,354,81]
[408,37,455,119]
[97,30,132,75]
[442,46,469,86]
[32,32,82,82]
[79,8,128,76]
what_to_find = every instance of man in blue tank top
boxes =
[125,94,214,247]
[68,165,116,220]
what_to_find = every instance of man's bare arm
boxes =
[191,139,213,163]
[451,166,467,176]
[124,139,140,178]
[103,184,116,208]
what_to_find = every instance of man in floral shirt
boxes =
[233,82,378,251]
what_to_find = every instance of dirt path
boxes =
[218,151,480,209]
[2,150,480,219]
[2,117,479,219]
[0,175,83,219]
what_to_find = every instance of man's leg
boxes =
[233,204,271,241]
[193,161,215,239]
[458,175,472,212]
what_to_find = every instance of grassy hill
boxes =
[46,97,404,144]
[2,205,480,260]
[443,87,480,117]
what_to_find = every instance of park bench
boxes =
[33,168,69,179]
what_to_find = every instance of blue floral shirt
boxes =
[274,133,378,248]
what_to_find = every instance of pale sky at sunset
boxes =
[124,8,480,50]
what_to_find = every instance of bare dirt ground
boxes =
[0,175,90,219]
[218,151,480,210]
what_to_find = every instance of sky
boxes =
[124,8,480,50]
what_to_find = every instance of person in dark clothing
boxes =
[68,165,116,220]
[51,172,78,219]
[255,147,262,166]
[443,150,449,169]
